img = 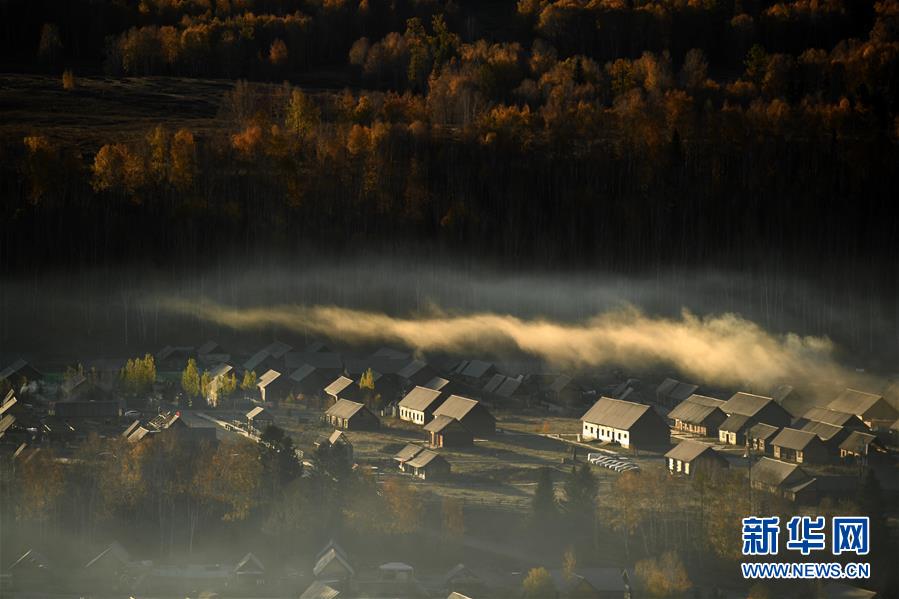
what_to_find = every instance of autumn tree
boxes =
[285,89,320,137]
[269,38,288,66]
[522,566,556,598]
[62,69,76,91]
[121,354,156,396]
[17,449,66,538]
[241,370,258,392]
[635,551,692,598]
[169,128,196,191]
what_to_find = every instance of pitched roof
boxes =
[668,396,724,424]
[313,548,354,578]
[495,376,523,398]
[257,369,282,388]
[246,406,267,420]
[657,378,699,402]
[423,414,465,433]
[305,341,331,353]
[397,359,428,380]
[433,395,481,421]
[328,430,349,445]
[406,448,445,469]
[197,340,220,355]
[581,397,653,430]
[801,407,858,427]
[399,386,444,412]
[300,581,341,599]
[60,373,87,394]
[325,399,366,420]
[748,422,780,441]
[0,359,40,380]
[0,414,16,435]
[0,390,17,417]
[84,542,131,569]
[827,389,886,416]
[243,350,271,372]
[665,440,719,462]
[394,444,425,462]
[482,373,506,393]
[771,384,797,403]
[324,376,356,397]
[289,364,317,383]
[235,552,264,573]
[682,393,726,408]
[10,549,50,571]
[209,363,233,379]
[719,413,751,432]
[459,360,494,378]
[838,431,878,454]
[800,420,844,442]
[771,428,818,450]
[263,341,293,358]
[285,352,343,370]
[422,376,450,391]
[723,392,774,417]
[751,457,810,487]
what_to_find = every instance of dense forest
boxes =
[1,0,898,270]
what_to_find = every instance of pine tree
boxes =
[564,463,598,519]
[532,467,558,525]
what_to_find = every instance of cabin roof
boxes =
[581,397,652,430]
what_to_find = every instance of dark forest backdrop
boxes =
[0,0,897,272]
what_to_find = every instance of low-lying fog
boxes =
[1,251,896,390]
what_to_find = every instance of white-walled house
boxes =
[580,397,670,449]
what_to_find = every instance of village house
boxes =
[839,430,888,463]
[432,395,496,437]
[8,549,54,590]
[424,415,474,448]
[315,430,354,467]
[545,374,585,408]
[799,420,852,453]
[795,406,866,430]
[300,581,342,599]
[246,406,274,435]
[82,542,137,589]
[324,399,380,430]
[324,376,360,405]
[548,568,633,599]
[827,388,899,429]
[405,448,451,480]
[257,369,293,404]
[770,428,830,464]
[155,346,194,370]
[722,392,793,427]
[718,392,792,445]
[750,457,817,503]
[770,384,804,416]
[0,359,43,389]
[398,386,448,425]
[444,564,485,597]
[452,360,498,386]
[286,364,330,401]
[667,394,727,437]
[656,378,700,408]
[581,397,670,450]
[746,423,780,456]
[422,376,451,391]
[397,359,439,388]
[313,543,354,583]
[233,552,265,589]
[394,443,426,472]
[665,440,729,476]
[206,363,234,407]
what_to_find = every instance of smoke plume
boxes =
[159,299,858,388]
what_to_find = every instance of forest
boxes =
[0,0,898,272]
